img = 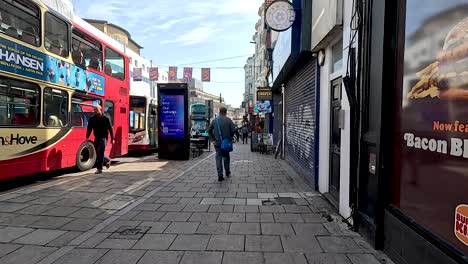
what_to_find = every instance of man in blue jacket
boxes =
[208,107,236,181]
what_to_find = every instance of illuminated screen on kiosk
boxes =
[160,94,185,138]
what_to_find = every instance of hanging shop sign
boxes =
[395,0,468,255]
[265,0,296,32]
[257,88,273,101]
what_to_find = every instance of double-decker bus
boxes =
[128,95,157,151]
[190,103,209,137]
[0,0,130,180]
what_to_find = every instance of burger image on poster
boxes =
[407,17,468,100]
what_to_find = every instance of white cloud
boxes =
[161,24,217,46]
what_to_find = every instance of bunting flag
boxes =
[149,67,159,81]
[201,68,210,82]
[168,66,177,81]
[183,67,193,82]
[133,68,142,81]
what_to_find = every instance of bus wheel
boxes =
[76,141,96,171]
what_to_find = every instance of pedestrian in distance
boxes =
[242,125,249,144]
[234,127,240,143]
[86,105,114,174]
[208,107,236,181]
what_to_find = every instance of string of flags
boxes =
[134,66,211,82]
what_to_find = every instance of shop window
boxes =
[45,12,69,57]
[0,0,41,46]
[104,100,114,126]
[0,76,39,126]
[72,29,103,71]
[44,88,68,127]
[105,47,125,80]
[71,93,101,127]
[331,40,343,74]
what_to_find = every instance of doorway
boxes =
[329,77,342,201]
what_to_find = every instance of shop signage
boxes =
[257,88,272,101]
[395,0,468,255]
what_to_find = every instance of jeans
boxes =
[215,148,230,177]
[243,133,248,144]
[94,138,110,170]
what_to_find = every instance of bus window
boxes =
[105,47,125,80]
[0,0,40,46]
[44,88,68,127]
[0,77,39,126]
[104,100,114,126]
[45,12,69,58]
[71,93,101,127]
[72,29,102,71]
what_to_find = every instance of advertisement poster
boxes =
[133,67,142,81]
[201,68,210,82]
[397,0,468,254]
[168,67,177,81]
[149,67,158,81]
[0,37,105,96]
[160,95,184,138]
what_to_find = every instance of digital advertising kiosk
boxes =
[157,83,190,160]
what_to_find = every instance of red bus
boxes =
[0,0,129,180]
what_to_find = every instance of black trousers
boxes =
[243,133,248,144]
[94,138,110,170]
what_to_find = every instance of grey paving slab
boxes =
[14,229,66,245]
[237,193,258,199]
[234,205,259,213]
[174,192,196,198]
[155,197,180,204]
[222,252,264,264]
[196,222,230,234]
[177,198,203,204]
[96,249,145,264]
[29,197,62,205]
[100,200,130,210]
[46,231,83,247]
[138,251,184,264]
[261,223,295,235]
[215,192,237,198]
[131,211,166,221]
[259,206,285,213]
[246,213,275,223]
[0,214,44,227]
[301,213,327,223]
[0,243,21,258]
[0,226,35,242]
[305,253,352,264]
[207,234,244,251]
[138,221,171,233]
[180,251,223,264]
[317,236,364,253]
[217,213,245,222]
[281,235,322,253]
[29,216,74,229]
[208,205,233,212]
[229,223,261,235]
[154,192,176,197]
[60,218,101,231]
[169,234,210,251]
[96,238,138,249]
[274,213,305,223]
[0,202,31,212]
[40,206,80,217]
[164,222,200,234]
[0,245,57,264]
[6,195,38,203]
[53,248,108,264]
[132,234,177,250]
[119,211,140,221]
[101,220,142,233]
[132,203,162,211]
[292,223,329,236]
[245,235,283,252]
[17,205,55,215]
[68,208,105,219]
[223,198,246,205]
[182,204,210,212]
[160,212,192,222]
[77,232,111,248]
[264,253,308,264]
[158,204,186,212]
[283,205,312,213]
[246,199,263,205]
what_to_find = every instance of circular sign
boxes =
[265,0,296,32]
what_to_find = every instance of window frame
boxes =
[104,100,114,126]
[104,47,126,81]
[44,11,70,58]
[0,76,40,127]
[71,93,102,128]
[43,87,69,127]
[0,0,41,47]
[72,28,103,71]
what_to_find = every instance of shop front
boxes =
[357,0,468,263]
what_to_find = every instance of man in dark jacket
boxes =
[86,105,114,174]
[208,107,236,181]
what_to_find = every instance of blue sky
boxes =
[73,0,264,107]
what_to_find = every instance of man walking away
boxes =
[208,107,236,181]
[242,125,249,144]
[86,105,114,174]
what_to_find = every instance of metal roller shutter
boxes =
[272,93,282,144]
[284,59,317,184]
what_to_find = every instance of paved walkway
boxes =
[0,143,393,264]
